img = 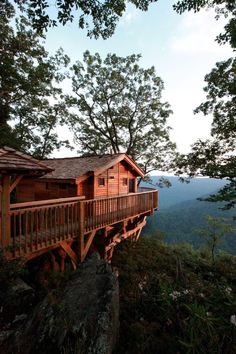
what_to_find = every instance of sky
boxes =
[43,0,233,157]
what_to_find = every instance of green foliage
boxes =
[0,252,28,325]
[0,251,26,285]
[197,215,234,262]
[113,238,236,353]
[173,0,236,48]
[176,57,236,209]
[12,0,157,39]
[0,2,72,157]
[144,196,236,254]
[68,51,176,176]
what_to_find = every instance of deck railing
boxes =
[83,190,158,232]
[7,190,158,258]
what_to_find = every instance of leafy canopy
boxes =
[0,2,72,158]
[13,0,157,39]
[68,51,176,176]
[174,0,236,48]
[174,0,236,210]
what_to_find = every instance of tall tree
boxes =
[0,2,71,157]
[13,0,157,39]
[68,51,176,177]
[174,0,236,209]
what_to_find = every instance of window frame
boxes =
[98,177,106,187]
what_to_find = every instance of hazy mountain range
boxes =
[142,176,226,209]
[141,177,236,254]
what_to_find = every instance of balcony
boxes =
[6,189,158,260]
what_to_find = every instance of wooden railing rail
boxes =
[10,196,85,210]
[82,190,158,232]
[7,190,158,258]
[9,199,81,257]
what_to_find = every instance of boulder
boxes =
[7,253,119,354]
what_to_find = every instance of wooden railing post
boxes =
[1,175,11,251]
[78,201,85,262]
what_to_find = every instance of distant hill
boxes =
[141,176,226,209]
[142,177,236,254]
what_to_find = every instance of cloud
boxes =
[170,10,232,55]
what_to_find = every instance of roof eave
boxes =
[93,153,145,178]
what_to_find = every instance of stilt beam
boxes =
[57,248,67,272]
[106,217,146,251]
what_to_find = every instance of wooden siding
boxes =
[79,177,94,199]
[94,161,137,198]
[16,160,138,203]
[15,178,35,202]
[16,178,77,202]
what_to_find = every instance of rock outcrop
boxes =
[2,253,119,354]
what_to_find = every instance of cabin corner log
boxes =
[1,175,11,250]
[1,190,158,261]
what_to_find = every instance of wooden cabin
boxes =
[15,154,143,203]
[0,147,158,268]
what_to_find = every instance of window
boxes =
[98,177,105,186]
[122,178,128,186]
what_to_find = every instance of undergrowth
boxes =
[113,238,236,354]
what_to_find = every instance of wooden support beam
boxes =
[60,241,78,269]
[135,217,146,241]
[10,175,23,193]
[1,175,11,250]
[50,253,60,272]
[78,202,85,262]
[82,230,96,262]
[57,247,67,272]
[106,217,146,251]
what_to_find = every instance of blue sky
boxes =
[43,0,233,156]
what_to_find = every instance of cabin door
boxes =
[129,179,135,193]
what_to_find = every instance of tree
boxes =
[12,0,157,39]
[0,2,72,157]
[68,51,176,177]
[173,0,236,48]
[198,215,234,263]
[174,0,236,209]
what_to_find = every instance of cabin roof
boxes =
[42,153,144,180]
[0,146,53,175]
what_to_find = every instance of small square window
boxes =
[123,178,128,186]
[98,177,105,186]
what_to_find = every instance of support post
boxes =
[78,201,84,262]
[1,175,11,251]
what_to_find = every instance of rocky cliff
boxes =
[1,253,119,354]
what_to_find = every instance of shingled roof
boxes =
[43,153,144,180]
[0,147,53,175]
